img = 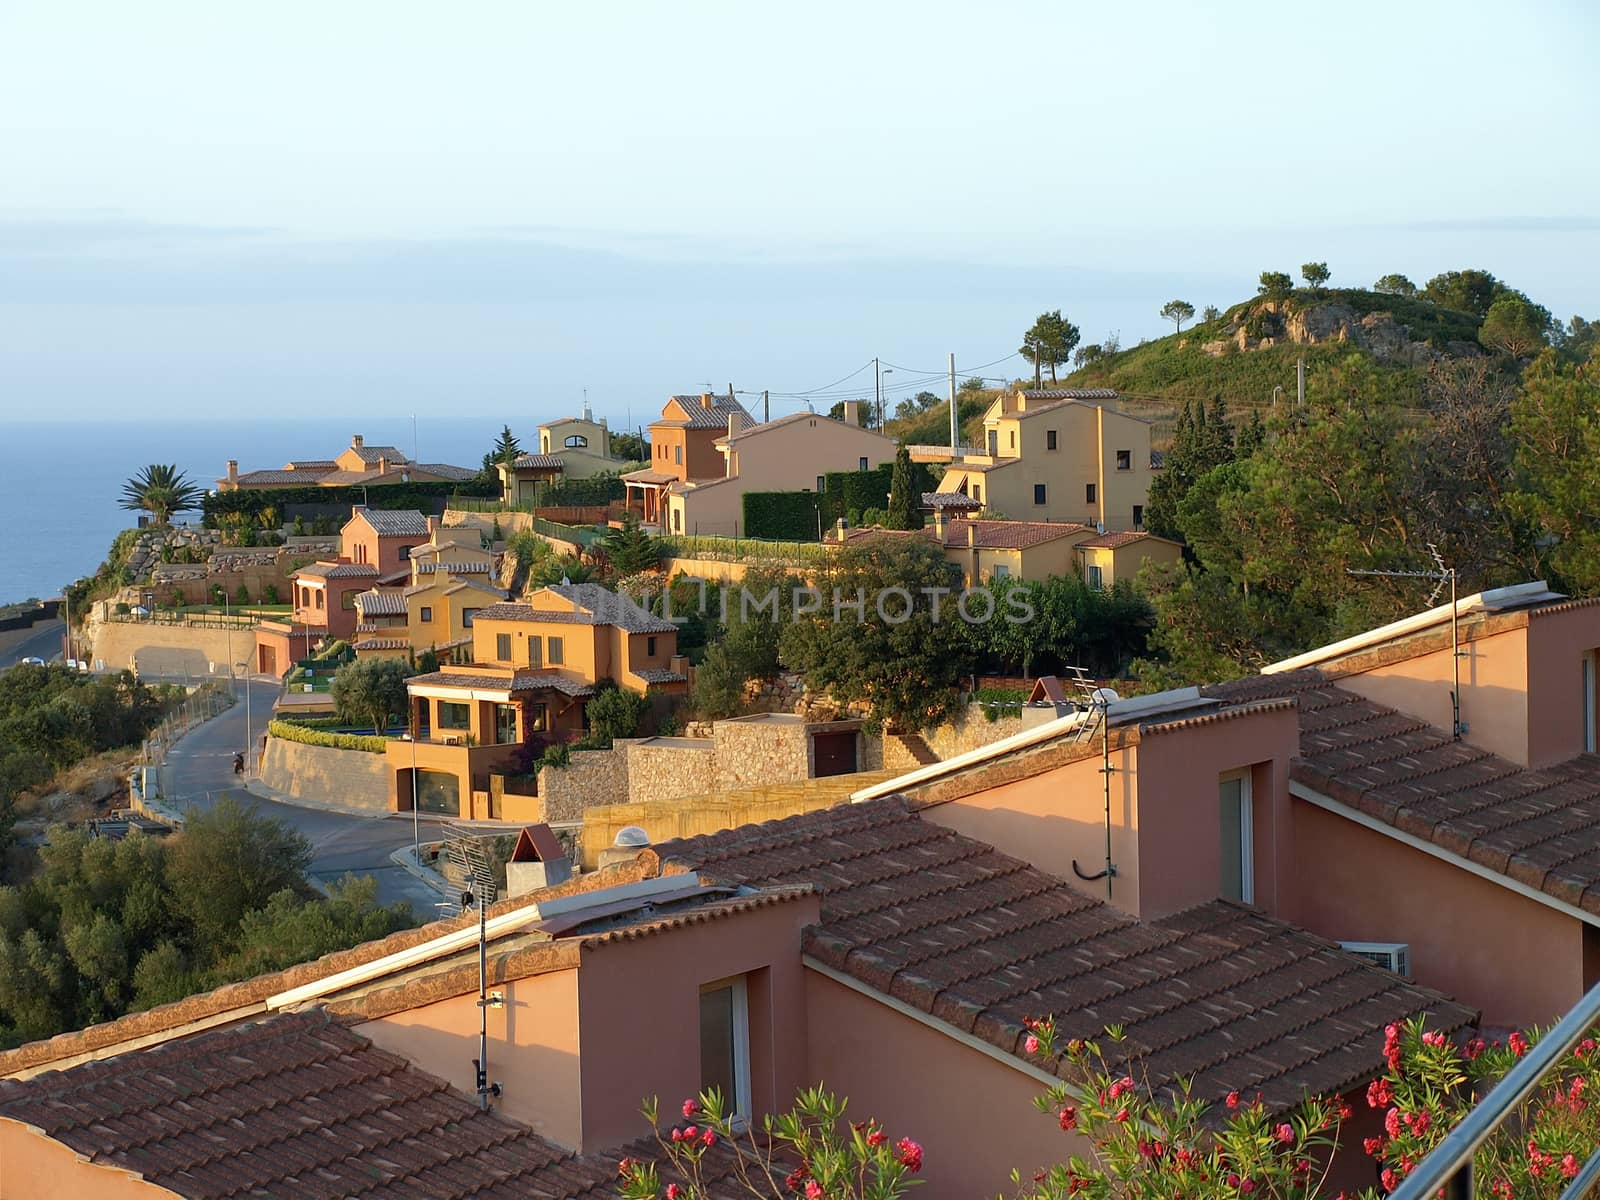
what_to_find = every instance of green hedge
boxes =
[267,718,388,754]
[743,491,827,540]
[203,478,497,524]
[542,474,627,506]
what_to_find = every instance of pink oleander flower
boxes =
[1024,1034,1040,1054]
[682,1099,698,1118]
[894,1137,923,1173]
[667,1186,682,1200]
[805,1181,823,1200]
[1058,1106,1077,1131]
[1275,1123,1294,1143]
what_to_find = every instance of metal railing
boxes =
[1391,979,1600,1200]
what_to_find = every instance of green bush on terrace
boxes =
[267,719,387,754]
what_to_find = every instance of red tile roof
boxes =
[934,519,1091,550]
[646,798,1474,1112]
[1077,530,1168,550]
[0,1009,747,1200]
[1204,670,1600,916]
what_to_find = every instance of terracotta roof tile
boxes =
[353,509,431,537]
[1200,670,1600,913]
[647,799,1474,1111]
[0,1009,747,1200]
[1077,530,1171,551]
[296,561,380,579]
[511,453,566,469]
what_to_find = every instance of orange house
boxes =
[622,392,753,527]
[388,583,687,818]
[287,508,431,644]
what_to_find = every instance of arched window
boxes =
[564,434,588,449]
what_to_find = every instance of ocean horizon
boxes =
[0,416,514,605]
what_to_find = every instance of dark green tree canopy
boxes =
[885,445,920,530]
[1422,269,1506,317]
[1300,262,1331,291]
[330,657,414,734]
[1257,272,1294,301]
[120,464,202,526]
[603,514,660,576]
[1373,273,1417,297]
[1019,310,1081,385]
[1160,300,1196,333]
[1478,295,1554,359]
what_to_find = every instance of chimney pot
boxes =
[842,399,863,427]
[353,434,364,449]
[227,459,238,483]
[700,393,714,409]
[378,456,390,475]
[966,521,977,548]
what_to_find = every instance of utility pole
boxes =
[763,389,769,423]
[874,358,882,431]
[1033,345,1041,389]
[948,353,958,454]
[1297,357,1306,409]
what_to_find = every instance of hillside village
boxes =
[6,269,1600,1199]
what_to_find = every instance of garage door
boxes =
[812,731,858,778]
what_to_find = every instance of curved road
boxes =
[163,678,450,919]
[0,619,65,671]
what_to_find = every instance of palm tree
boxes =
[120,464,203,526]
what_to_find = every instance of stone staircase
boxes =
[886,732,941,768]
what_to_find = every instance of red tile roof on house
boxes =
[0,1008,749,1200]
[646,798,1474,1112]
[933,518,1092,550]
[1077,530,1175,551]
[1204,669,1600,917]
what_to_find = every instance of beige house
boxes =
[352,522,505,659]
[928,388,1155,530]
[1075,529,1184,589]
[834,511,1097,585]
[537,411,617,477]
[665,411,898,537]
[218,433,476,491]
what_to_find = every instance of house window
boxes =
[700,977,751,1122]
[647,635,657,657]
[1047,430,1058,450]
[675,445,683,465]
[1009,431,1016,449]
[419,606,433,623]
[528,636,542,668]
[495,703,519,745]
[463,608,480,627]
[1086,483,1097,504]
[548,636,564,665]
[1219,770,1254,904]
[993,563,1009,579]
[1585,652,1598,754]
[437,701,470,731]
[972,484,982,503]
[1086,563,1103,591]
[314,591,324,610]
[859,457,869,472]
[299,587,309,608]
[565,434,588,449]
[673,508,682,533]
[495,633,511,660]
[1033,484,1047,506]
[399,545,411,559]
[528,702,549,733]
[341,591,356,610]
[1133,505,1144,530]
[816,476,825,493]
[1116,450,1131,471]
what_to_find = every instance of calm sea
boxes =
[0,418,505,605]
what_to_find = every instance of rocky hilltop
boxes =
[1199,298,1482,366]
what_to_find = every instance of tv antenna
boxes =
[1065,666,1120,897]
[443,827,503,1110]
[1347,543,1464,739]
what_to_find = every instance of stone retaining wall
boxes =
[712,717,815,791]
[260,737,389,811]
[535,746,629,823]
[625,740,715,804]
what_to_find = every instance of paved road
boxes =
[163,677,451,920]
[0,619,65,670]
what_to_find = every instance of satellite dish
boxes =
[1089,687,1120,709]
[560,574,571,585]
[614,825,650,848]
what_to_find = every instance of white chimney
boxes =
[842,400,863,427]
[727,412,747,437]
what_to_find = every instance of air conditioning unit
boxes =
[1340,941,1410,976]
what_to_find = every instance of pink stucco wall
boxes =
[0,1119,181,1200]
[1287,799,1580,1026]
[576,895,818,1152]
[920,706,1300,920]
[1526,605,1600,767]
[362,966,585,1148]
[803,969,1079,1200]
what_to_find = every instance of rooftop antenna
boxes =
[1065,667,1120,899]
[442,828,503,1110]
[1347,543,1464,739]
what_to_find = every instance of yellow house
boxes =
[929,389,1155,530]
[664,410,899,536]
[351,522,506,659]
[1075,530,1185,589]
[538,410,619,477]
[388,582,688,819]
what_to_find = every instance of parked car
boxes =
[19,656,45,666]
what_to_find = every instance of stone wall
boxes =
[90,620,256,677]
[535,745,629,823]
[923,704,1027,759]
[260,737,389,811]
[625,739,716,804]
[711,716,814,791]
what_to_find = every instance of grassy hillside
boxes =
[885,390,1000,448]
[1064,287,1486,439]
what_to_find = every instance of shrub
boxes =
[267,719,387,754]
[263,584,279,605]
[585,683,649,746]
[234,584,249,605]
[743,491,826,540]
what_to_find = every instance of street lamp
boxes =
[237,660,252,772]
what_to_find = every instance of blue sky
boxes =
[1,0,1596,426]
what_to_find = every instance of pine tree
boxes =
[885,446,919,530]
